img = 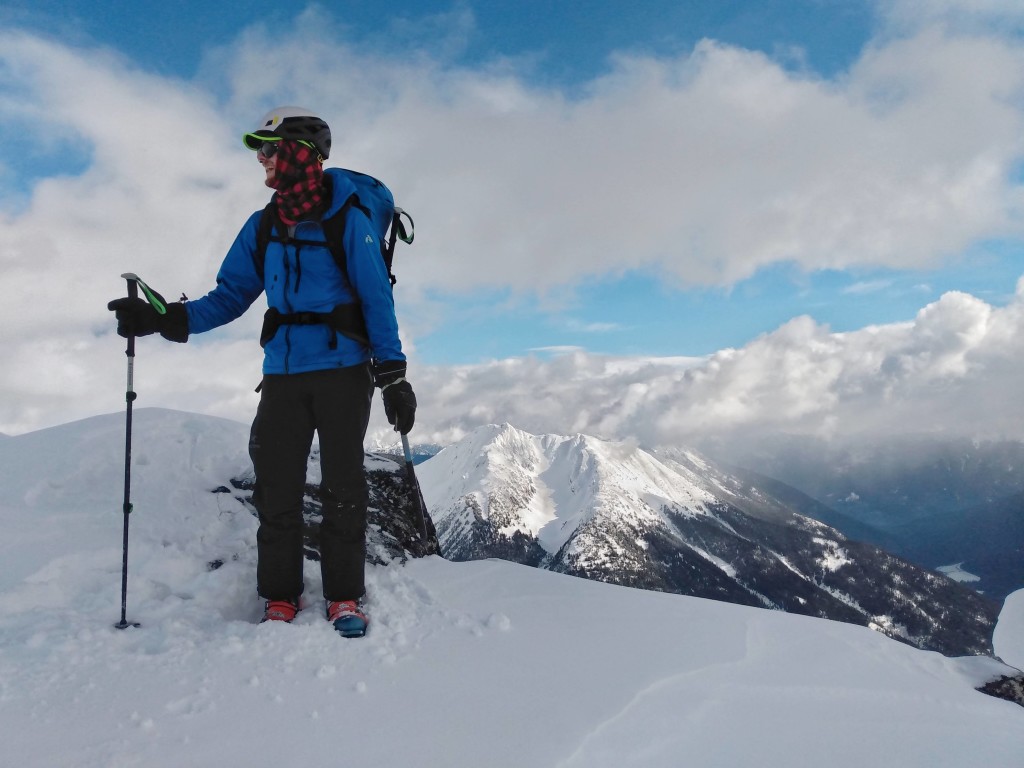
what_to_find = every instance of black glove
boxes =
[373,360,416,434]
[107,287,189,343]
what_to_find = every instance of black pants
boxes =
[248,365,373,602]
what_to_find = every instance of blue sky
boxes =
[2,0,1024,442]
[6,1,874,83]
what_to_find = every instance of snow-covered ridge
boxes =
[0,409,1022,766]
[420,423,717,553]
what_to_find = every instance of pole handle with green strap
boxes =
[121,271,168,314]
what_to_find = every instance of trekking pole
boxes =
[400,432,432,541]
[115,273,143,629]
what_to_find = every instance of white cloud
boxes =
[842,279,894,295]
[1,15,1024,442]
[564,319,620,333]
[403,284,1024,449]
[528,345,585,355]
[188,15,1024,293]
[876,0,1024,33]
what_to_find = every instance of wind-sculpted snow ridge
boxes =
[0,409,1022,765]
[420,423,1000,657]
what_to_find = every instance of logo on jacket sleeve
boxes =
[365,235,374,244]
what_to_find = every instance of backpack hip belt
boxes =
[260,304,369,349]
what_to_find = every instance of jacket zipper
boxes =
[281,238,294,374]
[277,222,330,373]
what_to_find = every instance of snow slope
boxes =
[996,589,1024,670]
[0,410,1021,767]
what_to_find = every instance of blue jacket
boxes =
[185,168,405,373]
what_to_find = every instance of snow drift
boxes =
[0,409,1020,767]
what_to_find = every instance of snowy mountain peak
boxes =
[419,423,1001,657]
[420,423,717,555]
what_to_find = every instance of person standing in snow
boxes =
[107,107,416,637]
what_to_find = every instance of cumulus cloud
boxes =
[2,11,1024,441]
[405,284,1024,449]
[876,0,1024,34]
[341,24,1024,292]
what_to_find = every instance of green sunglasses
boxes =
[252,137,318,159]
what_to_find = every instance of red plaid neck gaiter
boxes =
[270,140,326,225]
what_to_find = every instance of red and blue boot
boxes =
[327,599,368,638]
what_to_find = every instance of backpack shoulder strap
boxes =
[252,201,278,282]
[252,192,377,288]
[320,193,371,287]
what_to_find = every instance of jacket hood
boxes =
[323,168,358,218]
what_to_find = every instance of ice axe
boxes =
[400,432,432,541]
